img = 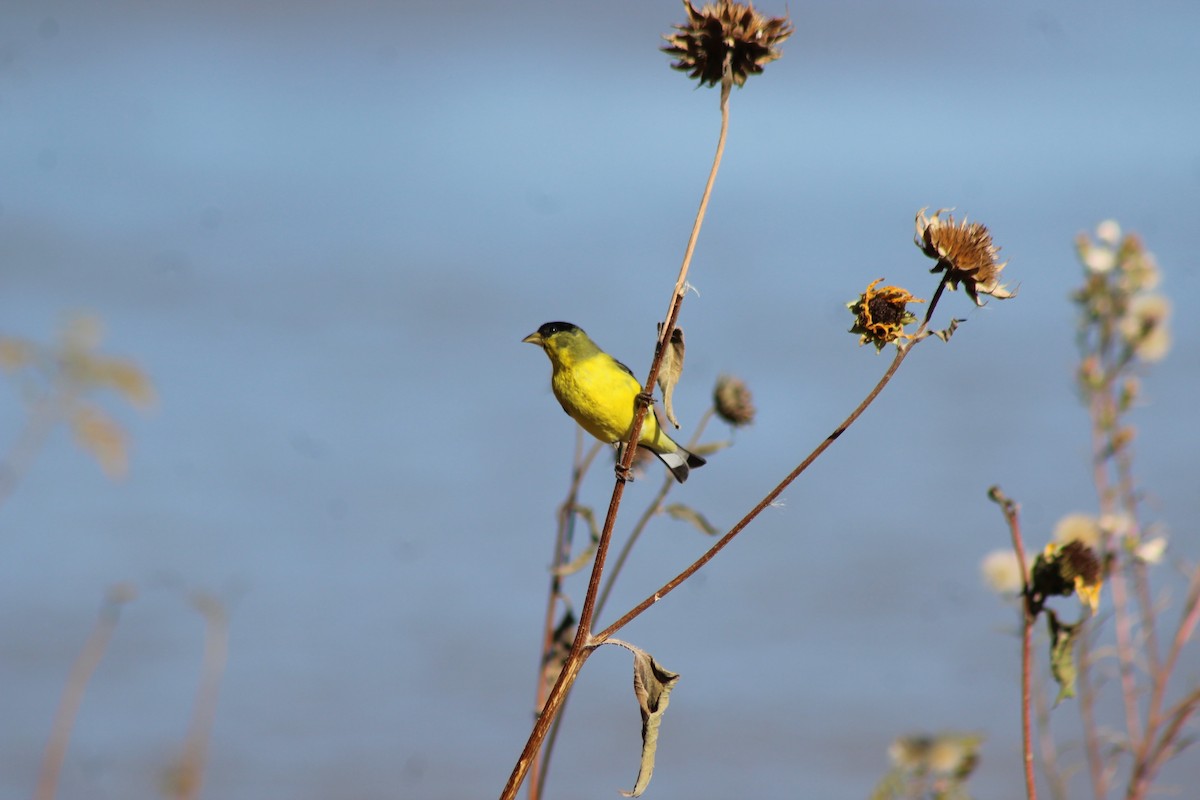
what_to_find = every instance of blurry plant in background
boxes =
[985,223,1198,800]
[871,731,983,800]
[2,314,228,800]
[0,313,154,505]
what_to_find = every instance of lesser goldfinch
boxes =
[523,321,706,483]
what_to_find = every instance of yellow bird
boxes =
[523,321,706,483]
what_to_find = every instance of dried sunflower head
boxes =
[1031,540,1104,614]
[847,278,923,351]
[713,374,755,426]
[662,0,794,88]
[915,208,1014,306]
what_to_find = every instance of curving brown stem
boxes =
[592,274,951,645]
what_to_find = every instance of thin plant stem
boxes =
[499,74,733,800]
[167,594,229,800]
[1022,613,1037,800]
[35,585,134,800]
[992,487,1037,800]
[1139,687,1200,795]
[1117,445,1161,677]
[1031,669,1070,800]
[1088,391,1143,748]
[1126,564,1200,799]
[1076,621,1108,799]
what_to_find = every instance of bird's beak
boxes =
[522,332,544,346]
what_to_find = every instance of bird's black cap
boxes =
[536,321,580,337]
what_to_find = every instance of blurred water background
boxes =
[1,1,1198,798]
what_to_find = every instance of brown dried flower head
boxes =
[847,278,924,352]
[713,374,755,426]
[662,0,794,88]
[915,208,1014,306]
[1031,540,1104,614]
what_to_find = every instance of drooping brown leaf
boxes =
[655,324,685,429]
[621,650,680,797]
[69,403,128,479]
[918,317,965,344]
[664,503,720,536]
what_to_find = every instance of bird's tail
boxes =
[651,445,706,483]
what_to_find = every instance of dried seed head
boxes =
[1031,540,1104,614]
[915,208,1014,306]
[847,278,923,352]
[713,374,755,426]
[662,0,794,88]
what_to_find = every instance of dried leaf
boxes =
[93,357,157,409]
[70,403,128,479]
[621,650,680,797]
[664,503,720,536]
[539,608,577,709]
[1047,610,1082,705]
[552,505,600,577]
[920,317,965,343]
[655,324,685,429]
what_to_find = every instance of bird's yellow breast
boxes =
[551,352,671,452]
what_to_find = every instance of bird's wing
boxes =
[613,357,637,379]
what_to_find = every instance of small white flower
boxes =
[1054,513,1102,548]
[981,549,1026,594]
[1096,219,1121,245]
[1134,536,1168,564]
[1083,246,1117,274]
[1135,325,1171,362]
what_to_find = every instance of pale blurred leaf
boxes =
[664,503,719,536]
[92,357,156,409]
[691,439,732,457]
[1048,610,1081,705]
[552,505,600,576]
[70,403,128,479]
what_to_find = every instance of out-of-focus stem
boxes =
[35,585,134,800]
